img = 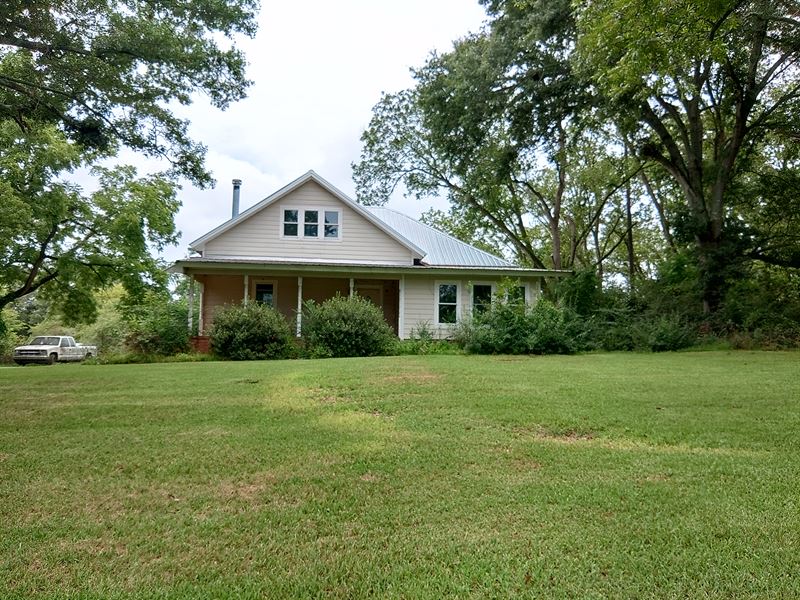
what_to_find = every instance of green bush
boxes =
[527,299,575,354]
[454,298,574,355]
[209,303,294,360]
[634,315,696,352]
[125,300,190,356]
[302,295,396,358]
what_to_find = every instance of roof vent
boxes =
[231,179,242,218]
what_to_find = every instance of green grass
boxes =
[1,352,799,599]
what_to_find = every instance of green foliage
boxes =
[0,0,258,185]
[209,303,294,361]
[634,315,696,353]
[0,307,25,362]
[555,269,601,316]
[574,0,800,308]
[0,121,180,322]
[396,321,462,356]
[455,298,574,355]
[124,295,191,356]
[302,295,397,358]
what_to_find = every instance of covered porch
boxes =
[185,271,402,339]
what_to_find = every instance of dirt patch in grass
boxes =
[217,472,281,503]
[516,427,596,443]
[379,370,442,384]
[61,537,129,558]
[308,386,353,403]
[511,458,543,471]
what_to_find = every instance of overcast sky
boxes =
[154,1,487,261]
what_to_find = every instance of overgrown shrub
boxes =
[634,315,696,352]
[125,300,190,356]
[454,298,575,355]
[396,321,460,355]
[302,295,396,358]
[210,303,294,360]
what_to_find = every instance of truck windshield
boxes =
[30,337,61,346]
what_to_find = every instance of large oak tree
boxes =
[576,0,800,310]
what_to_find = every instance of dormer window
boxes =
[324,211,339,238]
[304,210,318,236]
[283,210,298,236]
[282,208,340,239]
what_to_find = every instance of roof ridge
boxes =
[367,206,513,266]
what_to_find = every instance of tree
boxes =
[353,8,644,275]
[0,0,258,186]
[0,120,179,323]
[575,0,800,311]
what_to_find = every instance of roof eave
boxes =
[169,258,571,278]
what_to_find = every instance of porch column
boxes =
[198,282,205,334]
[243,274,249,305]
[186,276,194,332]
[398,275,405,339]
[349,277,355,298]
[296,276,303,337]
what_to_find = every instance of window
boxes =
[507,285,526,305]
[472,284,493,315]
[283,209,298,236]
[324,211,339,238]
[437,283,458,324]
[304,210,319,237]
[255,283,274,307]
[282,207,341,239]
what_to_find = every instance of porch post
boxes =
[198,282,205,334]
[243,274,249,305]
[186,276,194,332]
[296,276,303,337]
[398,275,405,339]
[349,277,355,298]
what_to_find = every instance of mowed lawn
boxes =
[1,353,798,599]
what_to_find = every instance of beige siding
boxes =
[203,181,414,264]
[199,274,244,333]
[402,277,437,339]
[401,275,543,339]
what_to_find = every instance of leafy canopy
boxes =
[0,120,179,323]
[0,0,259,186]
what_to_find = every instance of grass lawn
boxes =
[1,352,799,599]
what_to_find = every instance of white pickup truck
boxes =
[13,336,97,365]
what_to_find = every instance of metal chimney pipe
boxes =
[231,179,242,218]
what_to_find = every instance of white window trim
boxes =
[434,280,461,326]
[251,278,278,307]
[279,205,342,241]
[280,207,301,238]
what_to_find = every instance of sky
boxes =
[156,0,488,261]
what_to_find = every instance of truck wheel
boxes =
[48,353,58,365]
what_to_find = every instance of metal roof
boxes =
[366,207,514,268]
